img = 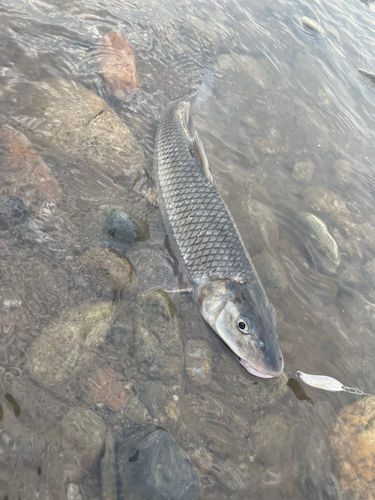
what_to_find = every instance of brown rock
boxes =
[83,364,129,411]
[0,125,62,211]
[292,159,314,183]
[333,159,352,187]
[80,248,134,289]
[331,397,375,498]
[305,186,353,227]
[97,30,140,100]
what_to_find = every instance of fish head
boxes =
[195,279,283,378]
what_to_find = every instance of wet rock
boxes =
[188,448,213,476]
[116,426,199,500]
[82,364,130,411]
[53,407,106,482]
[0,125,62,213]
[10,78,146,180]
[296,212,341,273]
[253,251,288,302]
[185,340,212,385]
[330,397,375,499]
[358,68,375,85]
[0,195,29,230]
[123,394,151,425]
[97,30,140,100]
[245,199,279,255]
[292,159,314,183]
[26,302,115,388]
[80,248,134,289]
[212,457,261,493]
[333,159,352,187]
[135,290,183,383]
[105,208,149,244]
[254,137,279,155]
[304,186,353,228]
[301,16,323,34]
[253,413,295,465]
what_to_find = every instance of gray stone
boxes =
[135,291,183,383]
[80,248,135,289]
[0,195,28,230]
[6,78,146,180]
[245,199,279,256]
[301,16,323,34]
[116,426,199,500]
[26,302,115,388]
[254,138,280,155]
[185,340,212,385]
[296,212,341,273]
[253,251,288,302]
[292,159,314,183]
[67,483,82,500]
[105,208,149,244]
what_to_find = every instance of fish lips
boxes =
[240,353,284,379]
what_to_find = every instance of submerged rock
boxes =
[26,302,115,388]
[185,340,212,385]
[97,30,140,100]
[0,195,29,230]
[51,407,106,482]
[105,208,149,244]
[253,251,288,302]
[8,78,146,180]
[296,212,341,273]
[333,159,352,187]
[245,199,279,256]
[116,426,199,500]
[254,137,279,155]
[217,54,270,90]
[301,16,323,34]
[80,248,134,289]
[0,125,62,213]
[82,364,129,411]
[330,397,375,499]
[253,413,295,465]
[292,159,314,183]
[304,186,353,228]
[135,290,183,383]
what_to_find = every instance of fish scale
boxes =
[154,95,256,285]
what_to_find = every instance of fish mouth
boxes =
[240,358,283,379]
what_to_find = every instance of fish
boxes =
[153,88,284,378]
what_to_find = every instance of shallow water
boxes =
[1,0,375,498]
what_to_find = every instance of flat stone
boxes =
[217,54,270,90]
[255,137,279,155]
[185,340,212,385]
[116,426,199,500]
[253,413,295,465]
[80,248,135,289]
[26,302,115,388]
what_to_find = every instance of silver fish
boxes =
[154,91,284,378]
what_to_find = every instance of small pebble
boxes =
[301,16,323,34]
[255,138,279,155]
[106,209,149,244]
[292,159,314,183]
[185,340,213,385]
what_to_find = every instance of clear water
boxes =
[1,0,375,498]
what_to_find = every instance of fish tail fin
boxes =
[189,70,215,110]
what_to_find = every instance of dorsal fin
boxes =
[188,129,215,185]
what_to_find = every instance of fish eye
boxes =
[236,317,253,334]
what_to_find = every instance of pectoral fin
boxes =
[188,130,215,185]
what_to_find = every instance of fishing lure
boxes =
[287,370,374,396]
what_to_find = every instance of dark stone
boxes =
[0,195,28,230]
[116,426,199,500]
[106,209,149,244]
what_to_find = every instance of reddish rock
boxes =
[83,364,130,411]
[97,30,140,99]
[0,125,62,211]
